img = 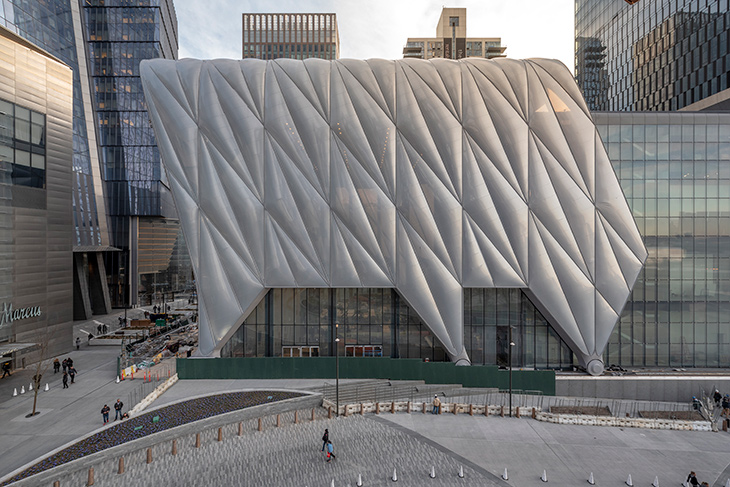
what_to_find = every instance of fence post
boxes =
[294,411,299,424]
[391,401,395,414]
[195,433,201,448]
[376,402,380,414]
[407,401,411,414]
[469,404,474,416]
[361,403,365,415]
[87,467,94,486]
[118,457,125,474]
[484,404,489,417]
[238,422,243,436]
[146,448,153,464]
[217,427,223,441]
[258,418,263,431]
[172,439,178,455]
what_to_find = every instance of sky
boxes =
[175,0,575,72]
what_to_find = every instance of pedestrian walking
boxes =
[114,399,124,420]
[1,361,11,378]
[326,440,336,462]
[722,395,730,417]
[62,372,69,388]
[432,394,441,414]
[69,367,76,384]
[321,429,329,451]
[713,389,722,406]
[101,404,110,424]
[87,333,93,344]
[53,358,60,373]
[75,337,80,350]
[66,357,73,368]
[97,324,102,334]
[62,358,67,373]
[687,471,700,486]
[102,324,108,334]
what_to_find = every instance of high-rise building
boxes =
[403,8,506,60]
[0,25,74,364]
[242,13,339,60]
[575,0,730,111]
[0,0,190,321]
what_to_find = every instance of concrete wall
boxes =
[556,375,730,402]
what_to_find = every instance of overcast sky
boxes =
[175,0,575,72]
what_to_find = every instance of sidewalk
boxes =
[0,301,187,480]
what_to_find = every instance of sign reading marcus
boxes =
[0,302,42,327]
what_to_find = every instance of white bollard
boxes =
[20,386,25,394]
[116,376,120,384]
[502,468,509,481]
[330,480,334,487]
[357,474,363,486]
[44,383,49,392]
[12,388,17,397]
[541,469,548,482]
[392,468,397,482]
[430,466,435,479]
[458,466,464,478]
[588,472,595,485]
[652,476,659,487]
[725,479,730,487]
[29,382,33,391]
[625,474,633,486]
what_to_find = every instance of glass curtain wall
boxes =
[596,112,730,368]
[222,287,575,369]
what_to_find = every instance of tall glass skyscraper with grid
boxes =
[576,0,730,111]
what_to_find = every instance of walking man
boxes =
[75,337,80,350]
[62,372,69,389]
[101,404,110,424]
[1,361,10,378]
[68,367,76,384]
[687,471,700,486]
[62,358,67,373]
[326,440,336,462]
[432,394,441,414]
[114,399,124,420]
[53,358,60,373]
[321,429,329,451]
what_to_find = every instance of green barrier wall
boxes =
[176,358,555,396]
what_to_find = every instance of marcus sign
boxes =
[0,302,42,327]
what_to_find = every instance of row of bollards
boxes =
[12,383,50,396]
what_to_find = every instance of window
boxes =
[0,99,45,188]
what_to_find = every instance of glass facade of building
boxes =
[576,0,730,111]
[0,0,105,245]
[0,99,46,188]
[84,0,182,307]
[222,288,574,369]
[595,112,730,367]
[242,13,339,60]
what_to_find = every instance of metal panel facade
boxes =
[142,57,647,374]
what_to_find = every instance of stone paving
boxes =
[54,414,501,487]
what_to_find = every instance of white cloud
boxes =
[175,0,574,72]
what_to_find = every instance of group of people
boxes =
[97,323,109,334]
[321,428,336,462]
[711,389,730,417]
[100,399,126,424]
[53,357,77,388]
[152,305,170,314]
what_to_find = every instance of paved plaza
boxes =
[0,306,729,486]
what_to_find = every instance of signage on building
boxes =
[0,303,42,327]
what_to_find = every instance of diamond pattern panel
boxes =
[141,58,647,371]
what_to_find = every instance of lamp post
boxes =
[335,323,340,417]
[508,325,515,417]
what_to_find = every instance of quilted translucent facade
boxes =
[140,57,647,374]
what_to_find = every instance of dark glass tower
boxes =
[576,0,730,111]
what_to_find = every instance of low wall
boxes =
[4,392,321,487]
[177,357,556,396]
[556,374,730,402]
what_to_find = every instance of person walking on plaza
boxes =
[75,337,80,350]
[326,440,336,462]
[687,471,700,486]
[321,429,329,451]
[62,358,67,373]
[68,366,76,384]
[722,394,730,417]
[53,358,60,373]
[62,371,69,389]
[1,361,10,378]
[432,394,441,414]
[713,389,722,406]
[101,404,110,424]
[114,399,124,420]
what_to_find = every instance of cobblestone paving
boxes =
[2,391,302,486]
[67,414,501,487]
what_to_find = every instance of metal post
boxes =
[509,325,514,417]
[335,323,340,417]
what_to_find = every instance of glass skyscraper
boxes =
[0,0,188,317]
[595,112,730,367]
[576,0,730,111]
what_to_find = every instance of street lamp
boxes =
[508,325,515,417]
[335,323,340,417]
